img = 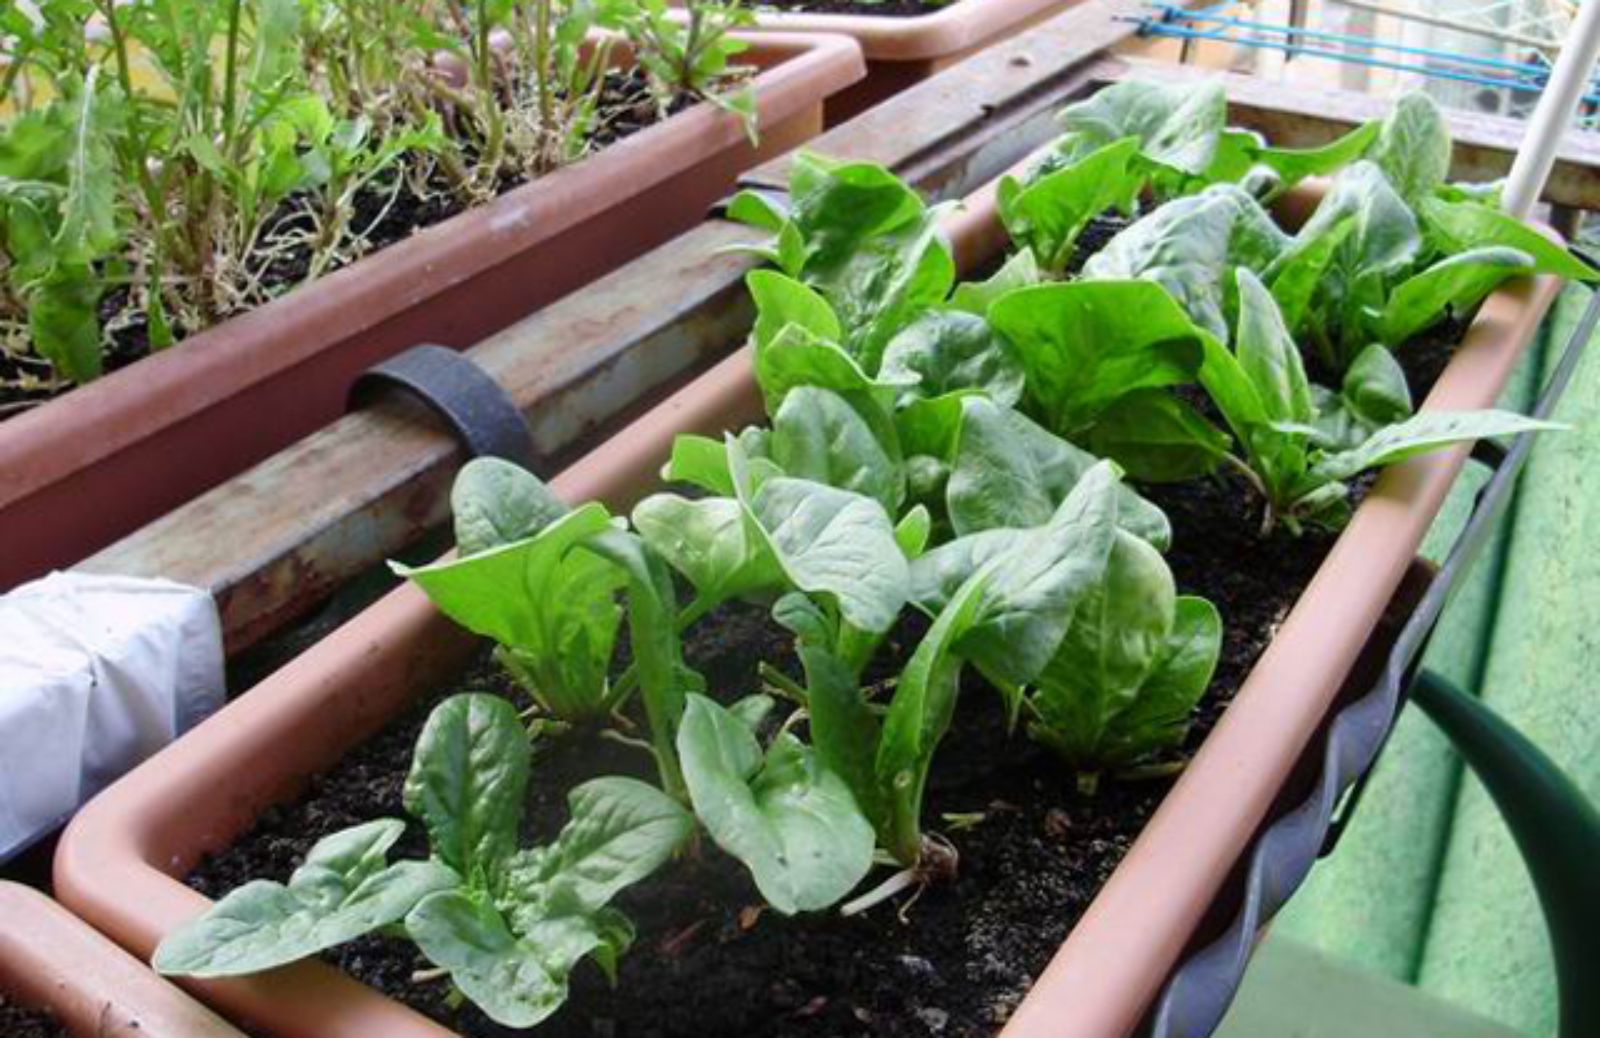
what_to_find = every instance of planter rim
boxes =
[743,0,1072,61]
[0,30,863,541]
[0,881,245,1038]
[53,170,1562,1038]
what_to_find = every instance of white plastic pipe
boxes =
[1501,0,1600,219]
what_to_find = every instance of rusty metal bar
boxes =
[79,222,758,651]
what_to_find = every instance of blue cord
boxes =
[1141,2,1573,80]
[1125,8,1600,107]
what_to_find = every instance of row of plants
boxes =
[0,0,756,386]
[150,84,1591,1029]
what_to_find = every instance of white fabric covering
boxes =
[0,572,223,860]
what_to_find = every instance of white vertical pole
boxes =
[1501,0,1600,219]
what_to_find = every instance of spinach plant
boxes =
[395,458,700,796]
[1265,94,1599,371]
[726,151,956,370]
[156,693,693,1029]
[1104,269,1563,534]
[914,500,1218,794]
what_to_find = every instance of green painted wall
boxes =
[1278,285,1600,1038]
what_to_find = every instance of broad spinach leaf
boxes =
[677,694,875,913]
[997,137,1143,275]
[153,820,457,977]
[395,503,624,722]
[1082,184,1290,339]
[1367,92,1451,206]
[944,397,1172,549]
[1028,533,1220,789]
[1051,78,1227,189]
[989,279,1208,435]
[404,693,530,887]
[1377,246,1534,347]
[878,309,1025,408]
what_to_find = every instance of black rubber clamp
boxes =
[349,344,536,470]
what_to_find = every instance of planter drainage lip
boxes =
[53,179,1564,1038]
[0,30,863,591]
[0,881,245,1038]
[745,0,1074,61]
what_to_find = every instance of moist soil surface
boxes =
[0,70,689,422]
[186,219,1467,1038]
[0,993,65,1038]
[755,0,955,15]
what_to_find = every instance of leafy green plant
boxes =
[155,693,693,1029]
[915,506,1218,794]
[1118,268,1561,534]
[394,458,700,796]
[1021,532,1219,793]
[0,0,756,388]
[151,83,1586,1030]
[624,0,756,136]
[776,460,1135,889]
[1024,77,1377,213]
[1264,95,1599,371]
[725,151,955,370]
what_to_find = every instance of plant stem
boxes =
[1220,452,1278,536]
[839,867,918,917]
[534,0,555,169]
[758,662,809,704]
[597,595,715,714]
[473,0,504,178]
[220,0,244,152]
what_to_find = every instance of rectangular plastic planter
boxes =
[0,882,244,1038]
[743,0,1081,121]
[52,175,1563,1038]
[0,32,863,592]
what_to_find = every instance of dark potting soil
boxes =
[0,993,65,1038]
[0,70,691,422]
[182,216,1469,1038]
[755,0,956,16]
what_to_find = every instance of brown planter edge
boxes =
[53,175,1563,1038]
[0,31,864,592]
[745,0,1073,62]
[738,0,1081,121]
[0,882,245,1038]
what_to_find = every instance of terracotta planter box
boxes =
[53,176,1561,1037]
[744,0,1081,121]
[0,882,244,1038]
[0,32,863,592]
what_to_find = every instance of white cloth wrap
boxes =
[0,572,223,860]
